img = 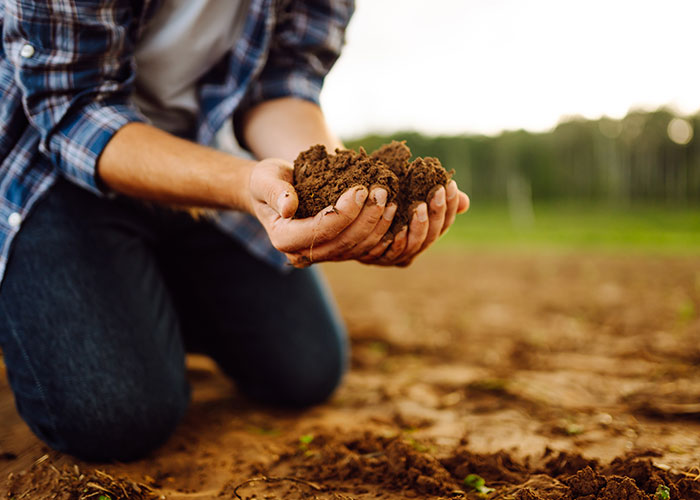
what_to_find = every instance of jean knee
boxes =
[241,324,348,408]
[19,375,190,462]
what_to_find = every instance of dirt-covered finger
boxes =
[298,188,387,262]
[285,253,312,268]
[420,187,446,251]
[346,201,396,258]
[396,203,429,261]
[441,181,460,235]
[369,226,407,265]
[357,238,396,265]
[269,186,367,252]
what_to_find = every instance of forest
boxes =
[347,108,700,207]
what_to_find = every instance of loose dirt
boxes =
[293,142,452,231]
[2,252,700,499]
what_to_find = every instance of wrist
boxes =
[216,157,256,213]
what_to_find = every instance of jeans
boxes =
[0,178,347,462]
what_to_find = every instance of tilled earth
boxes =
[2,252,700,499]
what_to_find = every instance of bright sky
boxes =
[321,0,700,138]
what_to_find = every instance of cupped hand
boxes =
[248,158,398,267]
[358,180,469,267]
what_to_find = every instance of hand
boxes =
[358,180,469,267]
[248,159,398,267]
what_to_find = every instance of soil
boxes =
[2,252,700,499]
[293,142,452,231]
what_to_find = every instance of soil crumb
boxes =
[293,141,453,231]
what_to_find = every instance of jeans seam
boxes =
[0,300,58,436]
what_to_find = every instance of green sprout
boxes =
[565,423,585,436]
[406,437,429,453]
[97,495,112,500]
[299,433,315,456]
[655,484,671,500]
[464,474,495,496]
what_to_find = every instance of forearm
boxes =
[98,123,255,212]
[240,97,343,163]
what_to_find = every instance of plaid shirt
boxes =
[0,0,353,288]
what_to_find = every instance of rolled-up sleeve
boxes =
[243,0,355,108]
[3,0,147,195]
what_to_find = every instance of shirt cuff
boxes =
[48,101,149,196]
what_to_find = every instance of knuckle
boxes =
[334,237,358,253]
[363,208,383,226]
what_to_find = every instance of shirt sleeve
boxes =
[242,0,355,108]
[3,0,148,195]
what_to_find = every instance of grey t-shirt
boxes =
[133,0,250,136]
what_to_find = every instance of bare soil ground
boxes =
[2,252,700,499]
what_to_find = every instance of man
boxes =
[0,0,469,462]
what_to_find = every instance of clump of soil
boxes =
[293,141,453,232]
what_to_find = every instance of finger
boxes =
[298,187,388,261]
[397,203,429,260]
[285,253,312,268]
[441,181,460,235]
[371,225,408,264]
[420,186,446,251]
[358,232,395,263]
[250,161,298,218]
[457,192,470,214]
[268,186,368,253]
[346,201,397,258]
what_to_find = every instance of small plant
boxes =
[97,495,112,500]
[406,437,429,453]
[464,474,495,496]
[565,423,585,436]
[655,484,671,500]
[299,434,315,456]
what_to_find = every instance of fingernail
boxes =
[372,188,387,207]
[447,181,458,200]
[383,203,397,221]
[416,203,428,222]
[355,187,368,207]
[433,187,446,207]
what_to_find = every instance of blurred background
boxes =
[321,0,700,252]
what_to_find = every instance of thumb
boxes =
[252,160,299,219]
[274,188,298,219]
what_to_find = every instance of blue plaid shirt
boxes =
[0,0,353,288]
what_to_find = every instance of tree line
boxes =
[347,108,700,206]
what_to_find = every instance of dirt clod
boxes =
[293,142,452,231]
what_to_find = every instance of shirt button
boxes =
[8,212,22,228]
[19,43,35,58]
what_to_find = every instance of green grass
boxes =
[437,202,700,254]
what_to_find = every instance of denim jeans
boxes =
[0,178,347,462]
